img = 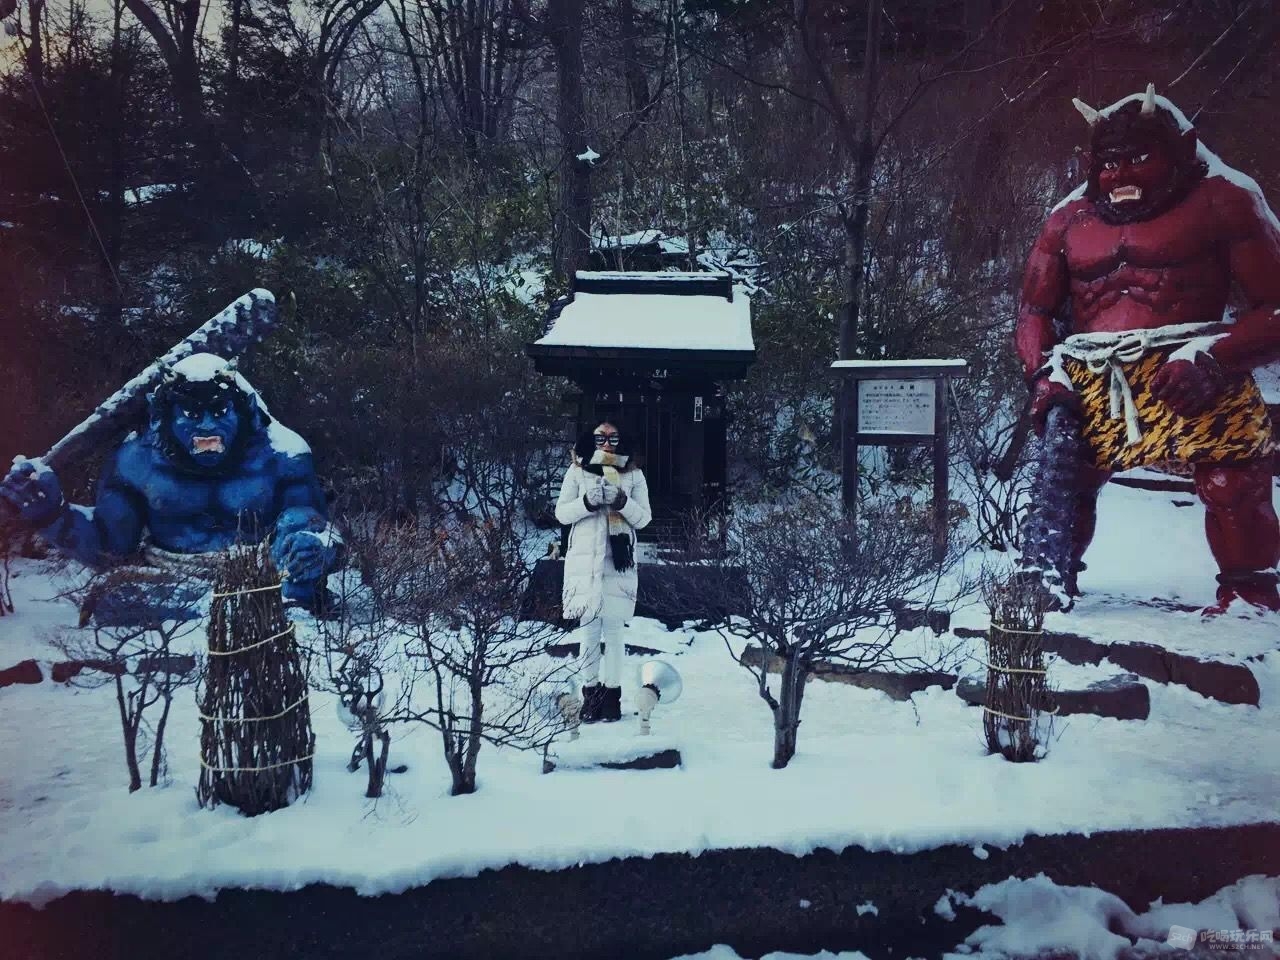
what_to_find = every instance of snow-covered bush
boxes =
[691,496,954,769]
[370,516,570,796]
[951,352,1037,553]
[305,564,402,800]
[52,570,203,792]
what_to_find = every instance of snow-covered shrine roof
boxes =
[533,271,754,352]
[527,271,755,381]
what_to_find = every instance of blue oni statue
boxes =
[0,354,342,616]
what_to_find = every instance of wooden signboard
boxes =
[832,359,969,562]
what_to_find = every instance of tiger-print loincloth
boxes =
[1061,350,1276,472]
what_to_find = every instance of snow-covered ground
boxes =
[675,874,1280,960]
[0,481,1277,906]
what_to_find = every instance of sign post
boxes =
[832,359,968,562]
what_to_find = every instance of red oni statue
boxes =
[1015,84,1280,613]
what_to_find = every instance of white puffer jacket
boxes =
[555,462,652,623]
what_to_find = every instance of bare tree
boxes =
[951,360,1037,553]
[306,561,405,799]
[52,569,203,792]
[0,536,14,617]
[546,0,590,283]
[693,496,953,769]
[121,0,258,221]
[400,0,530,156]
[373,513,569,796]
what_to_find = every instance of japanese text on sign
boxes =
[857,379,935,436]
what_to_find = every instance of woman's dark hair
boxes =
[573,424,632,465]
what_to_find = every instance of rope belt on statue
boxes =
[1051,321,1232,447]
[206,622,296,656]
[198,752,315,773]
[198,693,310,723]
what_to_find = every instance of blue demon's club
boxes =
[2,354,342,623]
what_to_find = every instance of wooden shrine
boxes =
[524,270,754,625]
[527,270,755,545]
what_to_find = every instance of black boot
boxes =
[600,685,622,722]
[580,683,605,724]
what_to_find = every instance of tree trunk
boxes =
[549,0,591,286]
[25,0,44,89]
[448,729,477,795]
[116,678,143,793]
[226,0,245,159]
[617,0,649,112]
[616,0,647,210]
[149,688,174,787]
[367,729,390,798]
[121,0,258,233]
[771,657,807,769]
[102,0,127,320]
[837,0,883,362]
[462,676,483,793]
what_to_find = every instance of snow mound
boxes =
[946,873,1280,960]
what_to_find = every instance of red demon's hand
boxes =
[1028,376,1080,437]
[1150,355,1226,418]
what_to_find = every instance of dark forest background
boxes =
[1,0,1276,528]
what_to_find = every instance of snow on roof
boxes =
[535,273,754,353]
[831,359,968,369]
[595,230,663,248]
[574,270,719,283]
[593,230,691,255]
[1051,92,1280,230]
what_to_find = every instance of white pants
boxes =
[577,614,626,687]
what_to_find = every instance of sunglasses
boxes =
[593,433,621,447]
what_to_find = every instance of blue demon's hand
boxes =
[274,530,338,585]
[275,535,330,586]
[0,458,64,527]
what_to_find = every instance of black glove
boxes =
[583,493,601,513]
[611,490,628,510]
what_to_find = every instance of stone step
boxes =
[0,659,42,688]
[738,645,957,701]
[543,748,681,773]
[954,626,1261,706]
[1,655,198,687]
[546,642,665,659]
[955,672,1151,721]
[543,719,683,773]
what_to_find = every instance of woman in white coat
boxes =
[555,422,652,722]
